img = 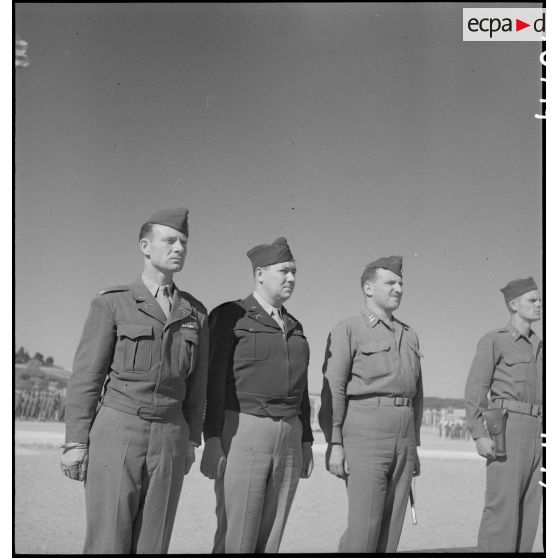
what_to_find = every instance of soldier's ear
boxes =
[139,238,150,256]
[363,282,374,297]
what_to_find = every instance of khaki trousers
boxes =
[83,405,189,554]
[477,411,542,552]
[212,411,303,553]
[339,400,417,553]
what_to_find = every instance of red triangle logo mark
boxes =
[516,19,530,32]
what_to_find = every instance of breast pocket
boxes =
[408,343,423,371]
[503,354,532,382]
[115,323,153,373]
[180,327,199,376]
[289,330,310,365]
[233,328,270,361]
[358,341,394,383]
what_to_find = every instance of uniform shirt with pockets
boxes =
[465,323,542,440]
[320,309,423,446]
[65,277,209,445]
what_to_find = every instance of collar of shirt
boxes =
[361,308,396,331]
[500,322,540,345]
[253,291,281,317]
[141,274,174,298]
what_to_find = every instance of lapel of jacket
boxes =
[243,294,282,330]
[165,287,195,330]
[282,306,299,335]
[129,278,167,325]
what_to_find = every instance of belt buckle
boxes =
[137,406,153,419]
[394,397,403,406]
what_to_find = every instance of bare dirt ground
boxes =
[14,422,543,554]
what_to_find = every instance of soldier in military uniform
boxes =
[319,256,423,553]
[465,277,542,552]
[61,208,208,554]
[200,237,314,553]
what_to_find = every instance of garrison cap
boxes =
[144,207,189,235]
[500,277,538,303]
[247,237,294,270]
[361,255,403,286]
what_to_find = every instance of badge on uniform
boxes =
[182,322,197,329]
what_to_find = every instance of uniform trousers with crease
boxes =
[339,399,416,553]
[212,410,303,553]
[477,410,542,552]
[83,405,189,554]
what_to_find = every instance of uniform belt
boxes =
[494,399,542,417]
[101,394,183,421]
[236,391,301,419]
[349,395,413,407]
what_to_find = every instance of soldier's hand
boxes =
[200,437,227,480]
[184,442,196,475]
[327,443,349,478]
[60,447,88,482]
[300,442,314,479]
[413,453,421,477]
[475,436,496,460]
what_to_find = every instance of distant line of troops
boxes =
[15,388,65,422]
[60,208,542,554]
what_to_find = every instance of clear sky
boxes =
[15,3,543,397]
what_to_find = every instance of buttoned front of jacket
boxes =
[65,278,209,445]
[465,323,542,439]
[320,310,423,445]
[204,294,313,443]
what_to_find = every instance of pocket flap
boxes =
[360,341,391,354]
[504,355,531,365]
[117,323,153,340]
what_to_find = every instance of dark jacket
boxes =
[65,278,209,445]
[203,294,313,443]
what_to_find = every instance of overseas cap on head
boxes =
[247,237,294,270]
[144,207,189,235]
[500,276,538,303]
[361,255,403,287]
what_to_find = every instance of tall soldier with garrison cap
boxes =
[61,208,208,554]
[465,277,542,552]
[200,237,314,553]
[319,256,423,553]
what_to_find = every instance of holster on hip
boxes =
[482,408,508,458]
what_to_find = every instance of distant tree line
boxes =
[15,346,55,366]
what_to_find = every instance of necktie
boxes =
[157,286,172,319]
[271,308,284,331]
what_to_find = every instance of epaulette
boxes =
[98,285,130,295]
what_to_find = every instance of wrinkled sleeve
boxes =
[465,334,495,440]
[184,309,209,446]
[203,305,236,440]
[321,323,353,445]
[65,296,116,444]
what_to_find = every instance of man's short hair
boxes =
[360,267,378,289]
[139,223,155,242]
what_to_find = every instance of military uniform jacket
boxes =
[65,278,209,445]
[319,309,423,446]
[465,323,542,440]
[203,294,313,443]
